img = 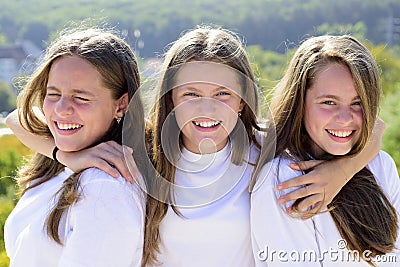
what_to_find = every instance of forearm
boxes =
[339,118,384,178]
[5,109,55,159]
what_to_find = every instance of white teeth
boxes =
[57,122,82,130]
[194,120,220,128]
[327,130,352,138]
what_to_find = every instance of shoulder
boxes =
[368,151,398,176]
[79,167,145,200]
[79,167,123,185]
[368,150,399,186]
[252,156,301,193]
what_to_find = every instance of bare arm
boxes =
[276,118,385,215]
[6,109,54,158]
[5,109,136,182]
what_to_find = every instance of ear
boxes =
[114,93,129,119]
[238,99,245,113]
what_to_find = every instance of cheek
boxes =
[42,100,53,119]
[173,103,193,129]
[355,110,364,128]
[174,112,188,130]
[303,105,315,133]
[304,107,331,135]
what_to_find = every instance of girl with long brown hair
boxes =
[251,35,399,266]
[4,27,148,267]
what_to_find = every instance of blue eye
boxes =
[217,91,231,96]
[183,92,198,97]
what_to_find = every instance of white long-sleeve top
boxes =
[251,151,400,266]
[153,142,259,267]
[4,167,145,267]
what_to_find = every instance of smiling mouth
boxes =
[192,120,221,128]
[326,129,354,138]
[56,122,83,130]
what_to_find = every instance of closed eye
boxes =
[74,96,91,103]
[45,93,61,99]
[322,100,335,105]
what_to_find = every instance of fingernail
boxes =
[277,197,284,204]
[126,146,133,153]
[286,206,293,214]
[276,184,282,190]
[290,163,299,169]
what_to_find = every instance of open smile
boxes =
[56,122,83,130]
[192,120,221,128]
[326,129,354,138]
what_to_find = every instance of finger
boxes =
[300,203,324,220]
[123,147,140,183]
[296,194,323,212]
[289,160,324,171]
[276,173,316,190]
[92,159,121,178]
[87,143,124,162]
[89,147,126,175]
[277,184,319,204]
[103,140,124,153]
[102,152,134,182]
[114,159,134,183]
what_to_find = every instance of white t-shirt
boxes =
[251,151,400,266]
[4,167,146,267]
[153,142,259,267]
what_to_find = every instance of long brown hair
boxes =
[16,27,146,244]
[143,25,263,266]
[254,35,397,262]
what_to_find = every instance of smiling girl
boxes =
[141,28,263,266]
[251,35,399,266]
[4,27,147,267]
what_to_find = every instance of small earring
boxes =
[116,117,122,124]
[238,112,242,117]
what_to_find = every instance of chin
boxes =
[56,143,84,152]
[328,149,352,156]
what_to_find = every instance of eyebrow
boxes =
[174,84,228,91]
[46,86,96,97]
[315,94,361,101]
[176,84,234,93]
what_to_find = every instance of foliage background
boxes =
[0,0,399,265]
[0,135,31,266]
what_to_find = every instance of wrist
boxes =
[52,146,60,164]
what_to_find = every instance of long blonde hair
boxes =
[16,26,145,244]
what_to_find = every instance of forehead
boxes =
[309,63,358,97]
[173,61,241,93]
[48,56,104,88]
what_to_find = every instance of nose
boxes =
[336,106,353,124]
[197,97,219,115]
[55,96,74,116]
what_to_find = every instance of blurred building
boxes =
[0,40,41,85]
